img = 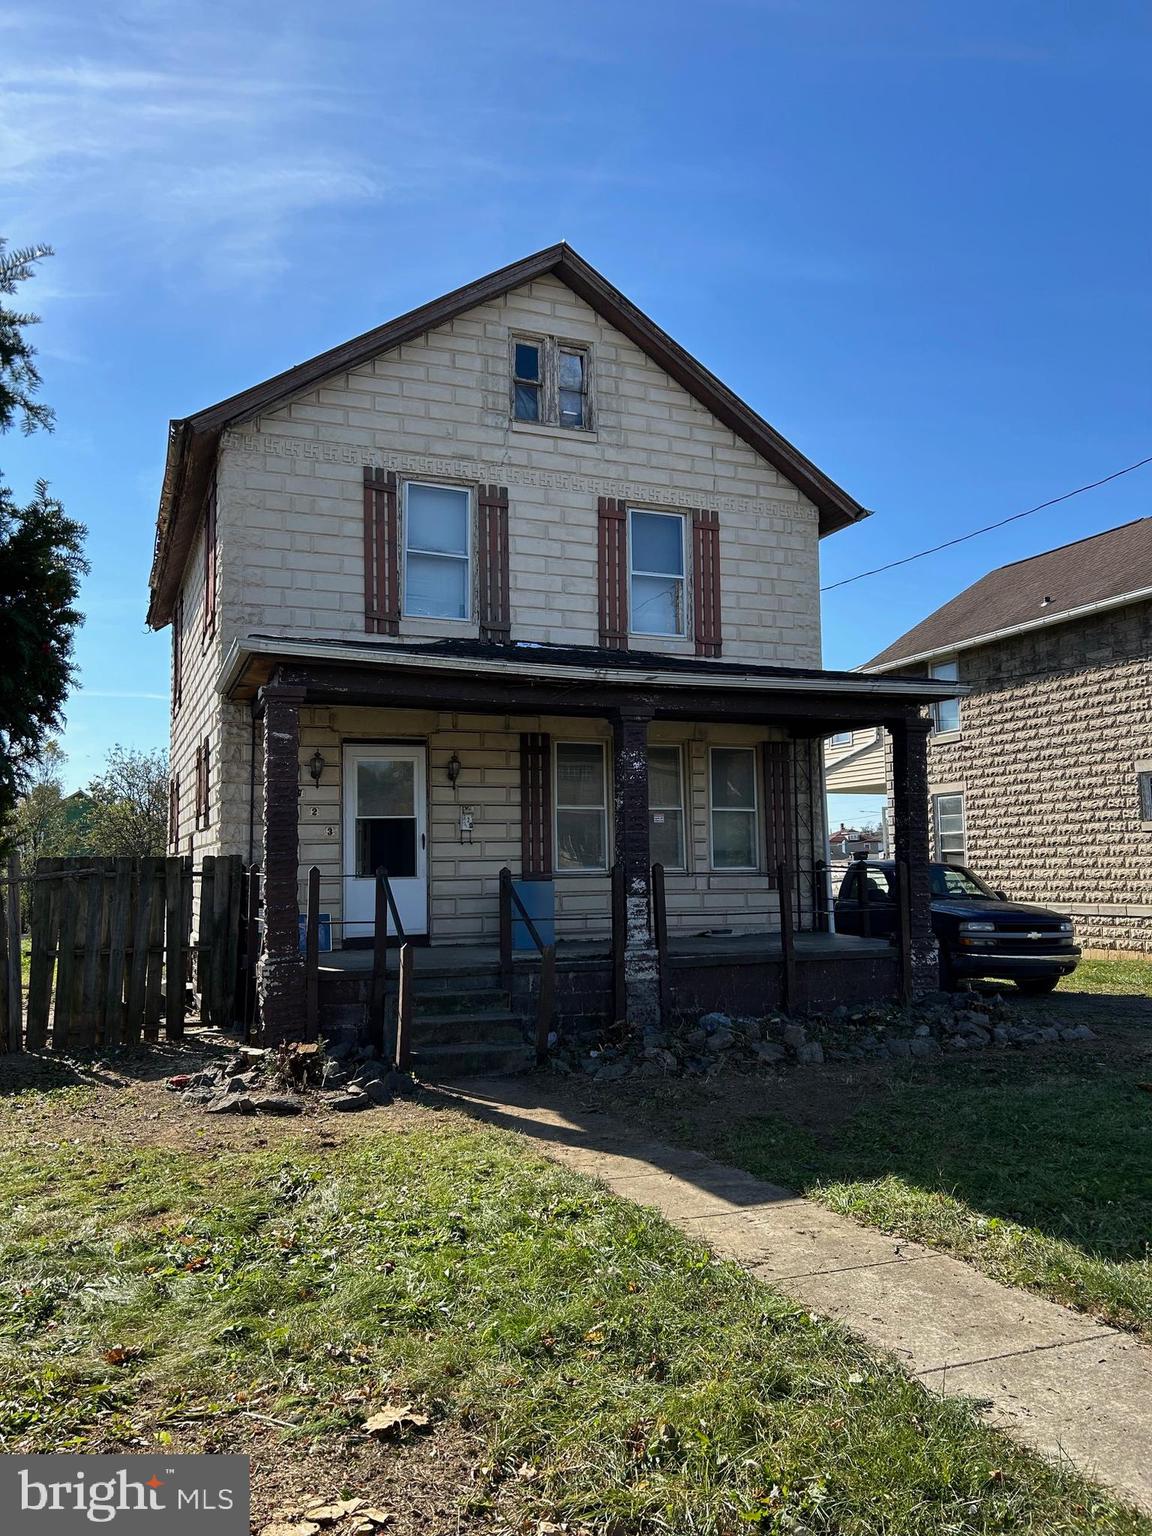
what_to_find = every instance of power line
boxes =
[821,454,1152,593]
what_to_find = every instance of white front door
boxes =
[342,744,428,941]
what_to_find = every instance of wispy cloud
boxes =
[76,689,167,700]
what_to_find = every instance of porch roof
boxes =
[224,633,961,731]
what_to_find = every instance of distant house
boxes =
[828,823,882,859]
[829,519,1152,952]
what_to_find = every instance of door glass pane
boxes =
[651,809,684,870]
[711,748,755,809]
[631,573,683,635]
[712,809,756,869]
[556,743,605,807]
[631,510,684,574]
[357,759,414,817]
[355,818,417,879]
[406,484,469,555]
[556,809,606,870]
[405,552,468,619]
[647,746,682,807]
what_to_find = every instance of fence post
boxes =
[125,857,157,1045]
[164,856,186,1039]
[395,942,414,1071]
[777,861,797,1013]
[2,852,20,1051]
[610,859,626,1027]
[25,857,57,1050]
[368,868,388,1057]
[498,866,513,991]
[651,862,671,1025]
[102,857,133,1048]
[894,859,914,1005]
[75,863,105,1048]
[53,872,81,1050]
[304,865,320,1042]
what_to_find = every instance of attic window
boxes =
[512,336,591,430]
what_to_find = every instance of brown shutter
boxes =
[692,508,722,657]
[597,496,628,648]
[520,732,553,877]
[363,467,400,635]
[193,745,203,828]
[201,484,217,640]
[477,484,511,643]
[202,738,211,828]
[762,740,793,883]
[169,774,180,850]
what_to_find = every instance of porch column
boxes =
[889,712,939,992]
[257,682,307,1042]
[611,707,660,1031]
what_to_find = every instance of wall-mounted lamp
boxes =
[446,752,462,787]
[307,748,326,786]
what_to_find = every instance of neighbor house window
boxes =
[829,731,852,747]
[511,336,591,430]
[403,481,471,620]
[630,508,686,637]
[555,742,608,871]
[930,657,961,734]
[1138,767,1152,823]
[709,746,759,870]
[933,791,966,865]
[648,745,686,870]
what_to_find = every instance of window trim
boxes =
[553,739,610,874]
[930,657,961,735]
[1137,761,1152,828]
[707,744,761,872]
[628,506,689,639]
[648,742,687,872]
[401,478,474,623]
[932,789,966,865]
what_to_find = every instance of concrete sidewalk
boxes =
[443,1076,1152,1516]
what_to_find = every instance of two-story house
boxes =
[147,245,951,1043]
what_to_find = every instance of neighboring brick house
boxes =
[846,520,1152,952]
[147,244,950,1040]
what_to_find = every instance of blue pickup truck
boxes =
[834,860,1080,993]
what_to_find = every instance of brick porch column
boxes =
[611,708,660,1031]
[889,712,939,992]
[257,683,307,1042]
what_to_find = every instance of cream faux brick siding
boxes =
[214,272,822,665]
[294,708,797,946]
[921,602,1152,952]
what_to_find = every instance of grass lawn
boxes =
[1058,952,1152,995]
[0,1081,1147,1534]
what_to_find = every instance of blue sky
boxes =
[2,1,1149,821]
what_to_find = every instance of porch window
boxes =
[930,657,961,734]
[403,481,471,620]
[709,746,758,870]
[554,742,608,871]
[933,791,966,865]
[629,508,686,637]
[648,745,686,870]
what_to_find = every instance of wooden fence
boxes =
[0,853,257,1052]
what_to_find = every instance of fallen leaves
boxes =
[362,1404,431,1439]
[261,1505,394,1536]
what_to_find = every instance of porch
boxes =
[223,635,949,1046]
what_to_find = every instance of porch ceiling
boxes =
[226,634,959,732]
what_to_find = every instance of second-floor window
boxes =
[930,657,961,734]
[630,508,686,637]
[512,336,591,430]
[403,481,472,620]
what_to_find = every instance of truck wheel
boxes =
[1017,976,1060,995]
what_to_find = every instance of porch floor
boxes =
[317,930,892,975]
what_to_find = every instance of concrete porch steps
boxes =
[409,1040,537,1078]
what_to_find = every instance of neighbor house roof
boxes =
[146,243,871,627]
[864,518,1152,672]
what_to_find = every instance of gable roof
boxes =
[865,517,1152,672]
[146,242,869,627]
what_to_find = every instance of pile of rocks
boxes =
[556,990,1098,1083]
[167,1043,414,1115]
